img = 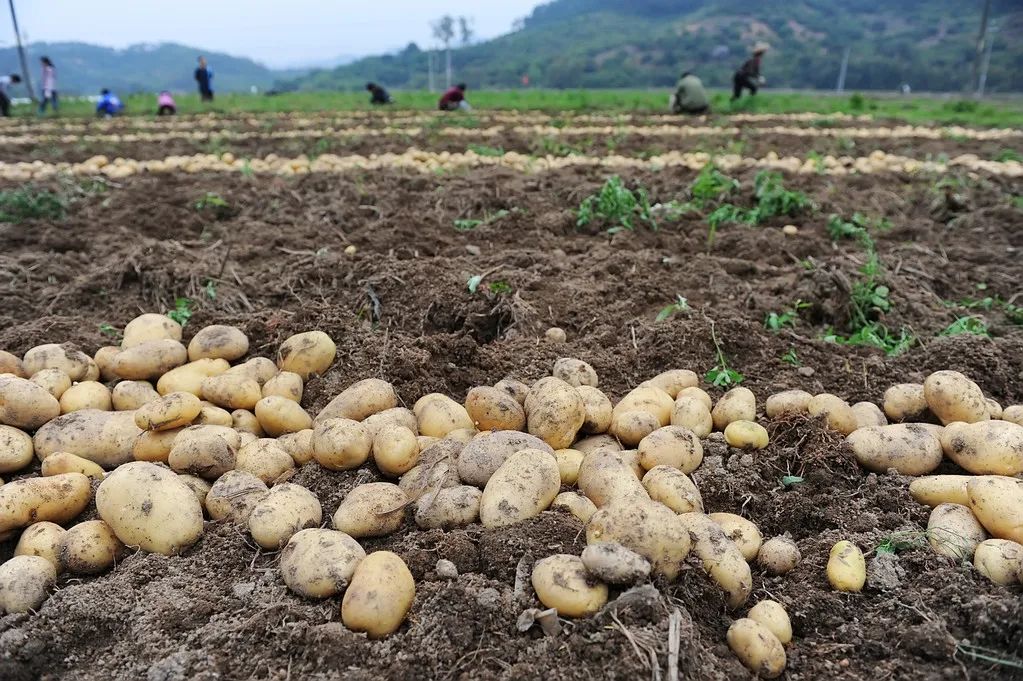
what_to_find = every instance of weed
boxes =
[940,316,989,337]
[532,136,584,157]
[454,209,511,231]
[995,148,1023,163]
[781,348,801,366]
[655,295,690,322]
[955,642,1023,671]
[875,529,930,555]
[467,144,505,157]
[203,280,218,300]
[806,150,826,173]
[749,171,813,221]
[705,321,744,387]
[765,301,809,331]
[98,323,122,340]
[690,163,738,203]
[0,187,66,222]
[309,137,335,159]
[823,323,914,356]
[488,280,512,295]
[167,298,194,327]
[576,176,653,232]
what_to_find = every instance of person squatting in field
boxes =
[670,71,709,115]
[0,73,22,117]
[38,57,58,115]
[366,82,391,105]
[96,89,124,117]
[196,56,214,101]
[438,83,471,111]
[157,91,177,115]
[733,42,769,101]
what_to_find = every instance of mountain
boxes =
[0,42,285,95]
[278,0,1023,93]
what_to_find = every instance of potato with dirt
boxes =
[586,500,691,580]
[531,554,608,617]
[552,491,598,523]
[225,357,279,386]
[926,502,987,560]
[642,466,703,514]
[966,476,1023,544]
[206,470,269,522]
[34,409,143,468]
[757,536,801,575]
[580,542,651,586]
[0,425,33,473]
[281,528,366,598]
[200,373,262,411]
[0,350,25,377]
[414,485,481,530]
[1003,405,1023,426]
[765,390,812,418]
[0,374,61,430]
[553,448,584,484]
[480,449,560,528]
[14,522,66,571]
[278,429,315,466]
[882,383,929,422]
[851,401,888,428]
[638,425,703,473]
[313,418,372,471]
[31,369,71,400]
[22,343,92,381]
[112,339,188,380]
[414,394,476,438]
[846,423,943,475]
[187,324,250,362]
[41,452,105,479]
[341,551,415,639]
[940,420,1023,475]
[826,540,866,592]
[806,393,858,435]
[0,473,92,532]
[748,600,793,645]
[923,370,990,424]
[577,448,646,508]
[724,420,769,449]
[678,512,752,608]
[727,618,787,679]
[167,424,239,479]
[576,385,612,434]
[456,430,553,486]
[121,313,182,348]
[909,475,971,507]
[552,357,598,388]
[494,378,529,405]
[0,555,57,614]
[973,539,1023,586]
[372,425,420,477]
[59,381,112,414]
[135,391,202,431]
[316,378,398,424]
[260,372,304,404]
[248,482,322,549]
[645,370,699,398]
[156,358,230,396]
[133,427,182,463]
[609,410,660,447]
[194,402,233,427]
[254,396,312,436]
[463,386,526,431]
[709,513,763,561]
[59,519,124,574]
[712,387,756,431]
[671,395,713,438]
[277,331,336,380]
[333,482,408,538]
[111,380,161,411]
[236,438,295,483]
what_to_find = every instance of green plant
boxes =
[467,144,505,157]
[939,316,989,337]
[655,295,689,322]
[748,171,813,222]
[823,323,915,356]
[167,297,194,327]
[98,323,122,340]
[995,149,1023,163]
[875,529,930,555]
[0,188,66,223]
[488,280,512,295]
[690,163,738,203]
[454,209,511,231]
[781,348,800,366]
[576,176,653,232]
[203,280,218,300]
[705,203,746,247]
[765,301,809,331]
[705,322,744,387]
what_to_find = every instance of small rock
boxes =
[477,587,501,609]
[232,582,255,598]
[867,551,904,591]
[344,245,357,255]
[581,543,651,585]
[435,559,458,579]
[782,225,799,236]
[464,245,481,256]
[797,366,815,377]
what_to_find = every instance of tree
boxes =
[459,16,475,46]
[432,15,455,88]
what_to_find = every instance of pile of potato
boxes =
[2,316,1023,677]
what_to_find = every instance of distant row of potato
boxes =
[1,315,1022,676]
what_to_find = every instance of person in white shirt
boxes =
[38,57,57,115]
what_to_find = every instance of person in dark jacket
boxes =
[438,83,470,111]
[732,43,769,101]
[366,82,391,105]
[670,71,709,114]
[195,56,214,101]
[0,73,21,117]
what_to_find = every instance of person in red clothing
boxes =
[438,83,471,111]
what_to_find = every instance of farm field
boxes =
[0,102,1022,681]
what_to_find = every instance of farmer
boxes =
[0,73,22,117]
[732,42,769,101]
[438,83,470,111]
[195,56,214,101]
[157,91,177,115]
[366,82,391,105]
[96,89,124,117]
[38,57,58,115]
[670,71,709,115]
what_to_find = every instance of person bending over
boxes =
[438,83,471,111]
[96,89,124,117]
[366,82,391,105]
[157,91,177,115]
[670,71,709,115]
[732,43,769,101]
[0,73,22,117]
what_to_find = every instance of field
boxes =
[0,96,1022,681]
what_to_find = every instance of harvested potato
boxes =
[973,539,1023,586]
[581,542,651,585]
[748,600,792,645]
[414,485,481,530]
[551,491,597,524]
[341,551,415,639]
[826,540,866,592]
[678,513,752,608]
[93,346,120,382]
[121,313,182,348]
[59,520,123,574]
[480,449,560,528]
[236,438,295,483]
[111,380,160,411]
[847,423,943,475]
[576,385,612,434]
[1002,405,1023,426]
[671,395,713,438]
[553,448,584,485]
[609,409,661,447]
[552,357,598,388]
[0,349,26,377]
[261,371,303,402]
[709,513,763,561]
[135,391,201,431]
[573,433,621,455]
[156,358,230,396]
[544,327,567,343]
[277,331,336,380]
[638,425,703,473]
[494,378,529,405]
[444,428,477,444]
[851,401,888,429]
[967,476,1023,544]
[59,381,112,414]
[112,339,188,380]
[167,425,238,479]
[187,324,249,362]
[587,500,691,580]
[34,409,141,467]
[361,407,418,438]
[724,420,769,450]
[316,378,398,423]
[248,482,322,549]
[923,370,990,425]
[41,452,105,479]
[927,503,987,560]
[464,386,526,431]
[399,446,460,498]
[194,402,232,427]
[371,426,420,477]
[456,430,553,486]
[909,475,971,507]
[96,461,204,554]
[177,474,212,508]
[727,618,786,679]
[531,554,608,617]
[23,344,91,382]
[313,418,372,471]
[0,375,61,429]
[883,383,928,422]
[206,470,268,522]
[281,528,366,598]
[807,394,857,435]
[941,420,1023,475]
[646,370,699,399]
[0,555,56,613]
[333,482,408,538]
[712,387,756,431]
[201,373,262,411]
[764,390,812,418]
[133,427,181,463]
[232,409,264,436]
[411,394,474,438]
[678,387,713,410]
[577,449,647,508]
[0,425,33,473]
[79,358,101,383]
[643,466,703,514]
[254,396,312,437]
[985,398,1003,420]
[14,522,66,571]
[278,429,315,466]
[225,357,278,386]
[757,536,801,576]
[31,368,72,400]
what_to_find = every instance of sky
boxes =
[3,1,547,68]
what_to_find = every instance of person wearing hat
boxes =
[670,71,709,115]
[732,42,769,101]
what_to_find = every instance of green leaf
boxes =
[467,275,483,294]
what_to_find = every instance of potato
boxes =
[41,452,105,479]
[168,425,239,479]
[23,343,91,382]
[480,449,560,529]
[941,420,1023,475]
[678,512,752,608]
[372,426,419,477]
[133,427,181,463]
[201,373,262,410]
[973,539,1023,586]
[456,430,553,487]
[0,425,33,473]
[333,482,408,538]
[524,378,586,450]
[313,418,372,471]
[177,474,212,508]
[0,349,25,377]
[34,409,142,468]
[883,383,929,422]
[494,378,529,404]
[927,503,986,560]
[724,420,769,450]
[31,368,71,400]
[281,528,366,598]
[757,536,801,575]
[187,324,249,362]
[0,375,61,429]
[748,600,792,645]
[851,401,888,428]
[553,448,584,485]
[232,408,264,436]
[586,500,691,580]
[414,485,481,530]
[552,357,598,388]
[14,522,66,571]
[727,618,786,679]
[0,555,56,613]
[276,331,336,380]
[646,370,699,399]
[609,409,661,447]
[96,461,204,554]
[194,402,232,427]
[121,313,182,348]
[112,339,188,380]
[416,394,475,439]
[909,475,971,507]
[225,357,278,385]
[135,391,201,431]
[826,540,865,592]
[236,438,295,483]
[709,512,763,561]
[576,385,612,434]
[444,428,477,444]
[59,520,123,574]
[638,426,703,473]
[643,466,703,514]
[551,491,597,523]
[399,456,460,498]
[59,381,112,414]
[1003,405,1023,426]
[923,370,990,425]
[254,396,312,437]
[531,554,608,617]
[341,551,415,639]
[94,346,120,382]
[361,408,418,438]
[157,358,230,396]
[464,386,526,431]
[985,398,1003,420]
[316,378,398,423]
[712,387,756,431]
[764,390,812,418]
[677,387,712,410]
[248,482,322,549]
[580,542,651,585]
[967,476,1023,544]
[111,380,160,411]
[573,433,621,455]
[807,394,857,435]
[846,423,943,475]
[278,429,315,466]
[671,396,713,438]
[577,449,647,508]
[261,371,303,402]
[206,470,268,522]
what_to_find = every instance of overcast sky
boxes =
[4,1,547,67]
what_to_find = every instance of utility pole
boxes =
[8,0,35,102]
[836,47,850,93]
[977,23,997,98]
[970,0,991,95]
[428,51,435,92]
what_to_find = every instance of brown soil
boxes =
[0,118,1021,681]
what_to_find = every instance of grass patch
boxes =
[0,187,66,223]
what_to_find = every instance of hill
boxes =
[279,0,1023,93]
[0,42,286,96]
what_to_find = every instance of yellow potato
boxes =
[22,343,92,381]
[724,420,769,450]
[973,539,1023,586]
[985,398,1003,420]
[205,470,268,522]
[41,452,105,479]
[399,444,461,497]
[373,426,420,477]
[111,380,160,411]
[236,438,295,483]
[30,368,72,400]
[1002,405,1023,426]
[261,371,304,402]
[923,370,990,425]
[464,386,526,431]
[909,475,972,507]
[121,313,182,348]
[826,540,865,592]
[552,357,598,388]
[156,358,230,396]
[573,433,621,455]
[580,542,651,585]
[609,409,661,447]
[0,374,61,429]
[678,512,752,608]
[846,423,943,475]
[111,339,188,380]
[712,387,756,431]
[194,402,233,427]
[34,409,142,468]
[277,331,336,380]
[135,391,201,431]
[58,381,112,414]
[14,522,66,571]
[851,401,888,429]
[748,600,792,645]
[677,387,713,410]
[727,618,786,679]
[940,420,1023,475]
[277,429,315,466]
[416,394,476,439]
[316,378,397,423]
[764,390,812,418]
[333,482,408,538]
[201,373,262,410]
[281,528,366,598]
[494,378,529,405]
[757,536,801,576]
[577,448,647,508]
[553,448,584,485]
[638,426,703,473]
[248,482,322,549]
[0,425,33,473]
[646,369,699,398]
[313,418,372,471]
[444,428,477,444]
[0,555,56,613]
[133,427,182,463]
[927,503,986,560]
[613,385,674,426]
[59,520,123,574]
[187,324,249,362]
[232,408,264,436]
[456,430,553,486]
[966,476,1023,544]
[531,554,608,617]
[93,346,120,382]
[0,349,26,377]
[177,474,212,508]
[807,394,857,435]
[254,396,312,437]
[225,357,278,386]
[586,500,691,580]
[341,551,415,639]
[551,491,597,523]
[671,395,713,438]
[361,407,418,438]
[882,383,928,421]
[81,358,100,383]
[709,512,763,561]
[576,385,612,434]
[642,466,703,514]
[414,485,481,530]
[480,449,560,528]
[167,425,239,479]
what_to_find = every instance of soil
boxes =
[0,113,1021,680]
